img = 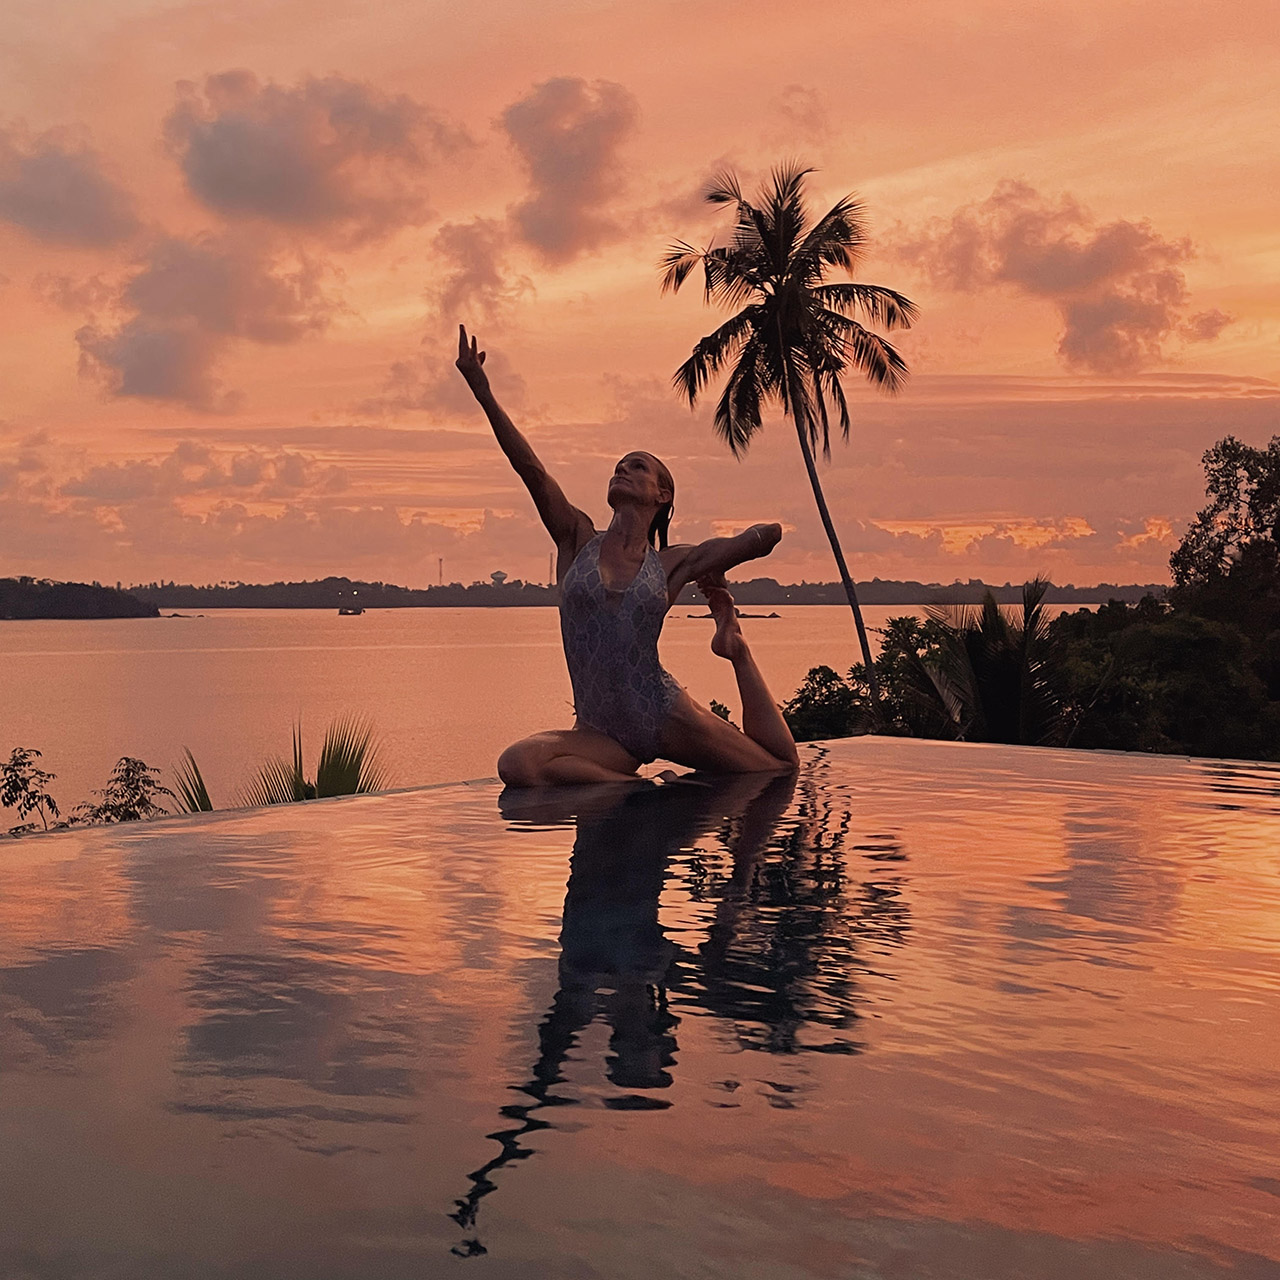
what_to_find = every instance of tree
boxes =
[1170,435,1280,588]
[1169,435,1280,654]
[1,748,61,835]
[905,578,1067,746]
[662,163,917,704]
[71,757,174,824]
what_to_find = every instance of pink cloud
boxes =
[502,77,639,263]
[59,440,347,501]
[429,217,532,322]
[895,181,1232,373]
[163,70,466,243]
[0,123,138,247]
[75,233,337,411]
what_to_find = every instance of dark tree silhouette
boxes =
[661,163,918,703]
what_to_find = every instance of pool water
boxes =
[2,737,1278,1278]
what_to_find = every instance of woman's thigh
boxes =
[657,691,791,774]
[499,724,641,784]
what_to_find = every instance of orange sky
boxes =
[2,0,1277,587]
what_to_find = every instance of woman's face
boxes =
[607,452,672,509]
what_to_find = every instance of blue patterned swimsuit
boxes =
[559,532,683,763]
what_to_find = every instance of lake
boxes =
[1,736,1276,1277]
[0,604,1095,811]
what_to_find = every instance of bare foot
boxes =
[706,587,746,662]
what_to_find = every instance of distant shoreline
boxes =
[124,575,1166,611]
[3,573,1167,619]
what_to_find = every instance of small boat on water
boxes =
[338,606,365,616]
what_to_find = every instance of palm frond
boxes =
[702,245,765,310]
[316,714,389,797]
[918,659,973,739]
[843,323,911,394]
[763,162,815,262]
[1019,575,1053,647]
[241,721,312,807]
[242,753,310,807]
[821,368,852,442]
[672,305,763,406]
[793,194,869,279]
[659,240,704,295]
[1017,577,1066,746]
[713,337,767,456]
[173,748,213,813]
[703,169,744,206]
[815,283,918,331]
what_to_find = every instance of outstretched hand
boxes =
[455,324,490,399]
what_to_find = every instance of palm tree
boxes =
[661,163,917,705]
[905,578,1066,746]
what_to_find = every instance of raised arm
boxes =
[455,325,593,552]
[663,522,783,602]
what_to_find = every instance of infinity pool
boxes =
[2,738,1277,1278]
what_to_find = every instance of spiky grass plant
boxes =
[241,716,390,808]
[173,748,214,813]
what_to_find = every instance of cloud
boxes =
[76,233,337,411]
[0,123,138,247]
[501,77,638,263]
[369,342,527,419]
[163,70,465,243]
[429,217,532,322]
[1181,309,1233,343]
[59,440,347,501]
[31,272,115,311]
[895,180,1232,373]
[769,85,830,146]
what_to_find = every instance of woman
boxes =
[456,324,799,786]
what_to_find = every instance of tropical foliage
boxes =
[785,581,1066,747]
[4,716,391,836]
[1,748,61,835]
[784,434,1280,762]
[662,163,917,697]
[174,748,213,813]
[72,758,174,824]
[238,716,389,808]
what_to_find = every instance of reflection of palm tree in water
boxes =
[450,768,908,1257]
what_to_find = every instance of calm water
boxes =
[0,605,1096,810]
[1,737,1277,1277]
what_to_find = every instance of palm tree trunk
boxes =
[792,418,882,707]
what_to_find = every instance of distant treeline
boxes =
[1,577,158,620]
[126,574,1166,610]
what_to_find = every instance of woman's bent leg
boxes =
[705,588,800,768]
[658,692,794,774]
[498,726,642,787]
[655,584,799,775]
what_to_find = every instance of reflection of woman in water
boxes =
[451,772,798,1257]
[455,325,799,785]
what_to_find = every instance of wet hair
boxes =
[643,454,675,549]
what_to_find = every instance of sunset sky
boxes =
[2,0,1276,588]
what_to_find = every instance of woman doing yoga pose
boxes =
[456,325,799,786]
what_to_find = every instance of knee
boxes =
[498,738,547,788]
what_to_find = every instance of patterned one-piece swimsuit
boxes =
[559,532,683,763]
